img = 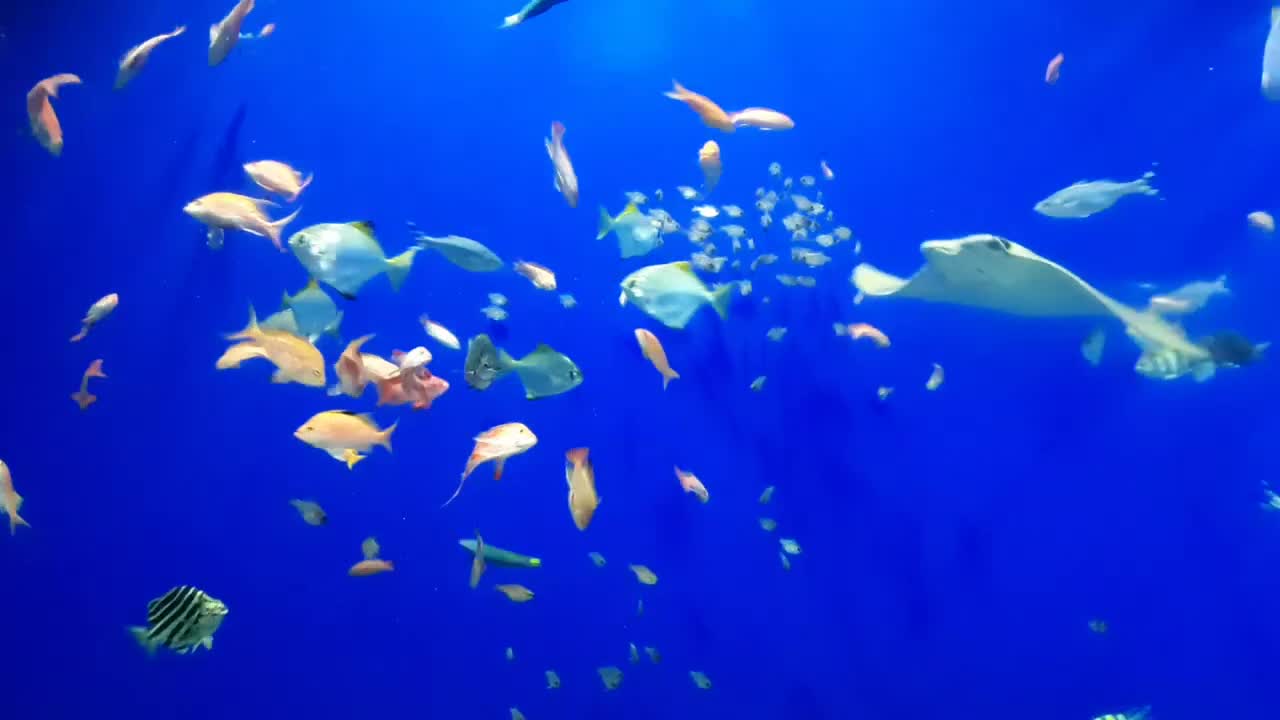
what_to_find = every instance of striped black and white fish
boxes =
[128,586,228,655]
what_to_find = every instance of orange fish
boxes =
[71,358,107,411]
[183,192,301,251]
[1045,52,1064,85]
[350,536,393,576]
[209,0,255,66]
[634,329,679,389]
[565,447,600,531]
[28,73,81,157]
[698,141,722,194]
[513,261,557,291]
[71,293,119,343]
[115,26,186,89]
[349,559,394,576]
[443,423,539,507]
[674,466,709,503]
[664,80,735,132]
[727,107,795,131]
[257,22,276,38]
[836,322,890,348]
[243,160,312,202]
[215,341,268,369]
[0,460,29,535]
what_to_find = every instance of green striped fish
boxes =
[129,586,228,655]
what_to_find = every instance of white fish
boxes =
[677,186,699,200]
[1034,172,1158,219]
[692,205,720,219]
[420,315,461,350]
[1264,8,1280,100]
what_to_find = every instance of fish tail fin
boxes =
[71,391,96,411]
[128,626,159,656]
[385,248,420,291]
[1137,171,1158,196]
[663,79,685,100]
[266,207,302,251]
[709,283,735,320]
[662,368,680,390]
[500,13,521,28]
[226,305,262,342]
[9,506,29,534]
[833,323,847,336]
[378,421,397,453]
[441,474,469,508]
[70,326,88,343]
[596,206,615,240]
[289,174,313,203]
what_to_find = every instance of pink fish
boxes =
[71,358,107,411]
[1045,53,1064,85]
[27,73,81,156]
[376,360,450,411]
[546,121,579,208]
[0,460,29,535]
[328,334,376,398]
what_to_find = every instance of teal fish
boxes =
[458,538,542,568]
[503,344,583,399]
[598,203,663,259]
[282,279,342,342]
[619,261,735,330]
[288,221,418,299]
[464,336,582,399]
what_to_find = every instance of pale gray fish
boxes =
[1264,8,1280,100]
[1033,172,1158,219]
[409,224,503,272]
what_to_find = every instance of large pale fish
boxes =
[208,0,255,66]
[619,261,735,330]
[115,26,186,89]
[545,121,578,207]
[500,0,570,28]
[288,221,419,299]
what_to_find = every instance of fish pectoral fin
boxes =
[270,368,289,384]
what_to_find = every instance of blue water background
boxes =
[2,1,1279,718]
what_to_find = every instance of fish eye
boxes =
[312,369,322,376]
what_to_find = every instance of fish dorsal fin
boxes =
[349,221,376,236]
[672,261,694,273]
[1274,6,1280,24]
[305,278,320,291]
[621,203,640,217]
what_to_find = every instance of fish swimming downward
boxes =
[443,423,539,507]
[208,0,255,66]
[129,586,229,655]
[27,73,81,156]
[565,447,600,530]
[0,460,30,535]
[545,121,579,207]
[70,293,119,342]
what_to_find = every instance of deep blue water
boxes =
[4,1,1280,718]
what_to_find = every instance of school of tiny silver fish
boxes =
[17,3,1278,719]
